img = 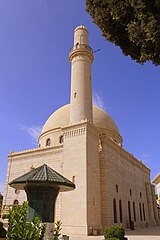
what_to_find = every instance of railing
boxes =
[69,44,93,54]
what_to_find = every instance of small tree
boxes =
[104,225,127,240]
[53,220,62,240]
[7,202,45,240]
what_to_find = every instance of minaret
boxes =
[62,26,102,235]
[69,25,94,124]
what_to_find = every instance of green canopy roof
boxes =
[9,164,75,192]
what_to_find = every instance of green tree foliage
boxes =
[86,0,160,65]
[104,225,127,240]
[107,238,120,240]
[53,220,62,240]
[7,202,45,240]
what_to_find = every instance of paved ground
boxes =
[70,226,160,240]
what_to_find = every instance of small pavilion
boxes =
[9,164,75,239]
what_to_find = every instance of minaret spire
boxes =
[69,25,94,124]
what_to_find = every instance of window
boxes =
[15,189,20,195]
[46,138,51,146]
[142,203,146,221]
[72,176,75,184]
[59,135,64,144]
[119,200,123,223]
[140,192,142,199]
[133,201,136,221]
[139,203,143,221]
[13,199,19,205]
[116,184,118,193]
[113,199,117,223]
[74,92,77,98]
[130,189,132,197]
[128,201,131,223]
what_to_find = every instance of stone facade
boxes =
[2,26,160,236]
[152,173,160,220]
[152,173,160,206]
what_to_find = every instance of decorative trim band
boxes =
[64,127,86,138]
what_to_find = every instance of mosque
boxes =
[2,26,160,236]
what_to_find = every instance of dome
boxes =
[74,25,88,32]
[41,104,120,135]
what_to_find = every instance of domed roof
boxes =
[74,25,88,32]
[41,104,120,135]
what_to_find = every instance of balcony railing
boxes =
[69,44,93,54]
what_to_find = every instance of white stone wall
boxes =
[2,123,159,236]
[61,123,88,236]
[100,136,153,230]
[156,182,160,205]
[86,124,102,233]
[3,145,63,220]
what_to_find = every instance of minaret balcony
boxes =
[69,44,94,62]
[69,44,93,55]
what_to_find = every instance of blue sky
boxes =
[0,0,160,193]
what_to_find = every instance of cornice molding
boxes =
[8,145,63,158]
[152,173,160,184]
[103,136,150,174]
[69,48,94,63]
[39,127,61,141]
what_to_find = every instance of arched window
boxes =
[74,92,77,98]
[76,42,79,48]
[130,189,132,197]
[140,192,142,199]
[13,199,19,205]
[119,200,123,223]
[133,201,136,221]
[46,138,51,146]
[128,201,131,223]
[116,184,118,193]
[113,199,117,223]
[72,176,75,184]
[15,189,20,195]
[59,135,64,144]
[139,203,143,221]
[142,203,146,221]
